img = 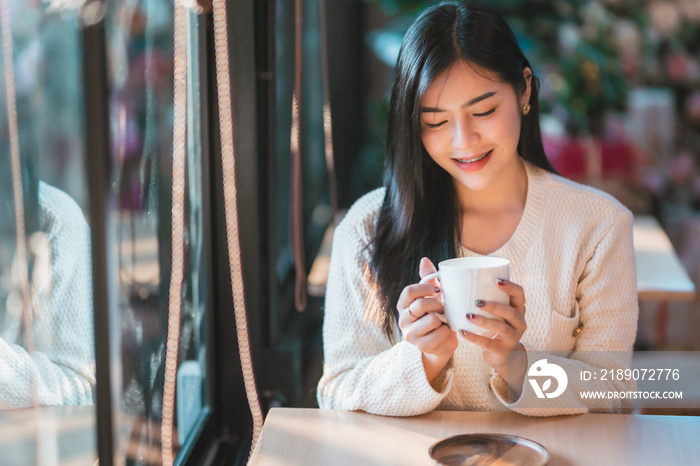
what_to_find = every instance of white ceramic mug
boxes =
[419,256,510,336]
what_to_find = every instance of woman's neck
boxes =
[457,156,528,217]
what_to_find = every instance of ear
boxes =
[521,67,533,107]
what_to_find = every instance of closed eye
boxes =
[474,108,496,118]
[425,121,447,128]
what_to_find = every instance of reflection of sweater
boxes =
[0,182,94,407]
[317,162,639,416]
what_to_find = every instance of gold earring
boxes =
[522,103,531,115]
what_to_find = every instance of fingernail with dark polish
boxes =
[474,299,485,308]
[497,279,506,286]
[466,313,475,320]
[435,287,441,294]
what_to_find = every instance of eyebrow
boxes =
[421,91,497,113]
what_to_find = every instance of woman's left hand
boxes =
[459,278,527,376]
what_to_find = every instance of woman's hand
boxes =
[459,279,527,393]
[397,258,458,384]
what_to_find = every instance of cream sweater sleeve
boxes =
[0,184,95,408]
[317,204,454,416]
[490,209,639,415]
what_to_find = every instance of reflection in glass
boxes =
[0,0,94,409]
[0,178,94,408]
[273,0,332,324]
[0,0,97,463]
[106,1,208,463]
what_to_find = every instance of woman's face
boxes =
[419,60,530,195]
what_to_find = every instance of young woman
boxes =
[317,0,638,416]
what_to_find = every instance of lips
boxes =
[452,149,493,172]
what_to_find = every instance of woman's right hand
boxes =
[397,258,458,384]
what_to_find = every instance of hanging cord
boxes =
[291,0,307,311]
[161,1,188,465]
[0,0,35,389]
[319,0,337,220]
[212,0,264,454]
[1,0,43,461]
[0,0,32,348]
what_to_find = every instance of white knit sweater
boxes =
[317,162,639,416]
[0,182,95,407]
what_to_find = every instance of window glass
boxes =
[0,0,96,463]
[273,0,331,326]
[105,1,208,463]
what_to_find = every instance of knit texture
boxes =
[317,162,638,416]
[0,182,95,408]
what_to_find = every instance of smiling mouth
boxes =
[454,149,493,164]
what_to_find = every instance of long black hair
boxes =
[370,0,557,340]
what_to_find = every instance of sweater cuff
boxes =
[490,341,536,408]
[406,343,453,402]
[429,356,455,394]
[491,342,589,416]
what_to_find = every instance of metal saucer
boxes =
[429,433,550,466]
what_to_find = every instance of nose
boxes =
[452,117,479,150]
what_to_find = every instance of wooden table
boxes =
[633,215,695,301]
[0,406,168,465]
[633,215,696,347]
[0,406,97,466]
[249,408,700,466]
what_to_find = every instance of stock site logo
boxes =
[528,359,568,399]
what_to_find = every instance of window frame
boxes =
[83,2,260,463]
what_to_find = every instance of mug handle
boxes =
[419,271,440,285]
